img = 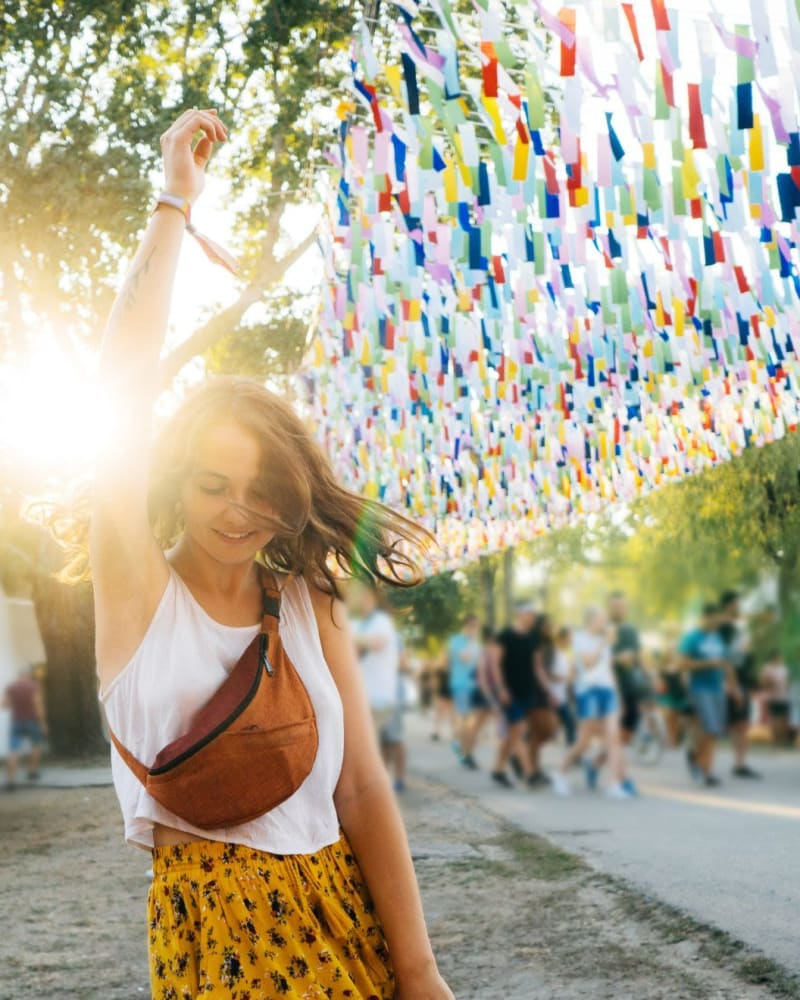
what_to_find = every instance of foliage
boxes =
[520,433,800,668]
[385,569,479,647]
[0,0,357,372]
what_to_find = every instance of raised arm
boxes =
[91,109,228,687]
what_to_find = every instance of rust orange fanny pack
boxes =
[109,570,319,830]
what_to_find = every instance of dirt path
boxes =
[0,776,796,999]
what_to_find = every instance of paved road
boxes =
[406,712,800,976]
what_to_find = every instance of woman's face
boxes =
[179,420,276,564]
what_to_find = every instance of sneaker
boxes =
[491,770,514,789]
[686,749,703,783]
[551,772,571,797]
[450,740,465,763]
[703,775,721,788]
[525,772,548,789]
[509,754,524,780]
[732,765,761,779]
[430,733,440,742]
[393,778,406,794]
[462,754,479,770]
[582,757,599,791]
[606,783,633,800]
[621,778,640,797]
[26,770,41,781]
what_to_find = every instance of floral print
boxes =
[147,832,394,999]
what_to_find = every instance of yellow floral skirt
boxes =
[147,832,395,999]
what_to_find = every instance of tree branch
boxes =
[157,227,318,386]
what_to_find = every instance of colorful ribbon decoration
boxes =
[304,0,800,567]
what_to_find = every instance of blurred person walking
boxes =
[546,623,576,745]
[609,593,644,745]
[654,646,692,748]
[718,591,761,779]
[679,604,742,787]
[760,650,793,746]
[459,625,501,767]
[2,665,47,790]
[446,614,482,768]
[526,613,559,785]
[550,608,630,799]
[429,651,455,743]
[351,579,407,793]
[490,603,543,789]
[535,615,576,746]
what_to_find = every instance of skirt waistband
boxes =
[150,832,346,875]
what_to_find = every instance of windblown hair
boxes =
[51,377,433,595]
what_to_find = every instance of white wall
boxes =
[0,587,46,756]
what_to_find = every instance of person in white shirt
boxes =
[350,579,407,791]
[75,109,453,1000]
[551,607,630,799]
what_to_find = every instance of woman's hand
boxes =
[159,108,227,204]
[396,969,456,999]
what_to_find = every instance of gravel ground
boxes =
[0,774,796,1000]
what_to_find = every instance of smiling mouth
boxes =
[215,529,256,541]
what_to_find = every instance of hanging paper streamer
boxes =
[304,0,800,568]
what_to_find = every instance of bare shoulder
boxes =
[302,577,346,629]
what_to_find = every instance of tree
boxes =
[0,0,362,754]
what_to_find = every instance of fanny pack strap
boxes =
[109,565,282,778]
[257,565,281,675]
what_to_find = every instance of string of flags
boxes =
[302,0,800,566]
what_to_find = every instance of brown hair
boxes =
[52,377,432,594]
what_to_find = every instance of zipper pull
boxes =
[259,634,274,676]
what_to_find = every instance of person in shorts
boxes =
[490,603,542,788]
[350,579,406,792]
[679,604,742,787]
[760,650,792,746]
[609,592,643,742]
[2,666,47,791]
[446,614,481,768]
[551,608,630,799]
[718,590,760,779]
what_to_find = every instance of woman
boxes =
[760,650,792,747]
[85,110,453,999]
[548,625,576,746]
[550,608,630,799]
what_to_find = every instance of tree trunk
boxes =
[777,551,800,671]
[479,555,496,631]
[31,575,106,757]
[502,547,514,625]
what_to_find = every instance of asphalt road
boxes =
[406,712,800,977]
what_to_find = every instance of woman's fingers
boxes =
[193,134,213,166]
[160,109,227,149]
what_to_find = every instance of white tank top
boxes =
[99,566,344,854]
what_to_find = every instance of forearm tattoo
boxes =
[121,246,157,312]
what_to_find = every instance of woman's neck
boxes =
[167,536,258,600]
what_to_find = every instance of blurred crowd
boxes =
[345,583,798,800]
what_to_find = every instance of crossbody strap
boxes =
[257,565,284,675]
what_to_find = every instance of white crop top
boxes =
[99,566,344,854]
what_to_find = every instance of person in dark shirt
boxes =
[489,603,543,789]
[718,590,760,779]
[2,666,47,790]
[608,592,643,742]
[528,615,559,783]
